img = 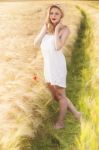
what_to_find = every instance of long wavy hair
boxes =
[45,4,64,34]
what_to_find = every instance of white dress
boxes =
[40,33,67,88]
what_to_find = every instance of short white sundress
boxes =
[40,33,67,88]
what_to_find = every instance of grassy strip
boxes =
[75,7,99,150]
[31,6,98,150]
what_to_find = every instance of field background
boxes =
[0,0,98,150]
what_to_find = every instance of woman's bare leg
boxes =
[53,85,81,120]
[53,85,68,129]
[53,85,81,129]
[46,83,58,101]
[65,96,81,120]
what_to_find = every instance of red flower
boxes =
[32,76,38,80]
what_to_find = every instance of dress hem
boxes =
[45,81,66,88]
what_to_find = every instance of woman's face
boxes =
[49,7,62,25]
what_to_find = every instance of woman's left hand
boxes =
[55,23,64,33]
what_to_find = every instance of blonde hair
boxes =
[45,4,64,34]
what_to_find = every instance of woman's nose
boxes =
[52,14,56,17]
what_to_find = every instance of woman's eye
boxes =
[50,12,53,15]
[50,12,59,15]
[55,13,59,15]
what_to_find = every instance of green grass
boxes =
[67,6,93,116]
[75,7,99,150]
[31,6,98,150]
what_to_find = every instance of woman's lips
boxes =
[52,18,56,21]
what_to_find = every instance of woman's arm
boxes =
[33,24,47,48]
[55,24,70,50]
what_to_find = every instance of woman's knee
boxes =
[54,88,65,100]
[46,84,58,100]
[46,82,51,88]
[55,90,65,100]
[50,85,57,97]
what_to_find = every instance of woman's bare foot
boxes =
[75,111,82,121]
[53,121,65,129]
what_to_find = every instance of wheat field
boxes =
[0,0,98,150]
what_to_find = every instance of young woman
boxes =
[33,4,82,129]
